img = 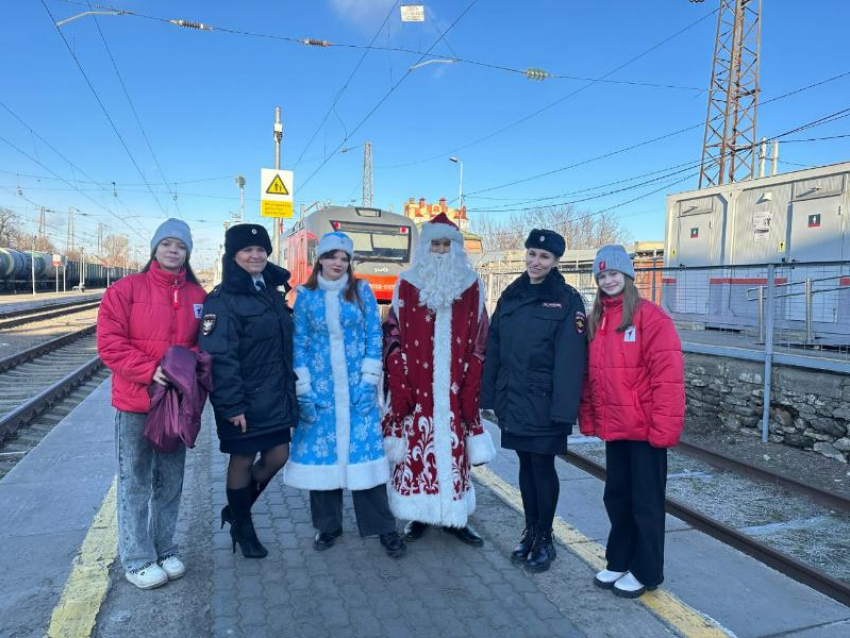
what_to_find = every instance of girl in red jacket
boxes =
[97,219,206,590]
[578,245,684,599]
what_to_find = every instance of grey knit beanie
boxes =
[150,218,193,256]
[593,245,635,281]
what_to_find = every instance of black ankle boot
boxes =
[511,523,537,564]
[379,531,407,558]
[526,528,556,573]
[227,486,268,559]
[221,477,268,529]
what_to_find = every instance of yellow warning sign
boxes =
[777,240,786,253]
[261,201,293,219]
[266,174,289,195]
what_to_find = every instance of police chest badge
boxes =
[575,310,586,334]
[202,313,217,336]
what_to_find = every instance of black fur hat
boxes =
[524,228,565,258]
[225,223,273,257]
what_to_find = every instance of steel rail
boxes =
[676,439,850,514]
[0,296,100,320]
[0,324,97,373]
[0,355,102,440]
[0,301,100,330]
[562,449,850,608]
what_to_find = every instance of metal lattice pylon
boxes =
[698,0,762,188]
[362,141,373,207]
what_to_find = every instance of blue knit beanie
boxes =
[593,245,635,281]
[151,218,193,257]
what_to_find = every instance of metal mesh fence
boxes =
[480,260,850,365]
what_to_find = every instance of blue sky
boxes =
[2,0,849,268]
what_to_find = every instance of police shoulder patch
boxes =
[574,310,587,334]
[202,313,217,336]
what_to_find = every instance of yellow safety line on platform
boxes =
[472,466,732,638]
[47,478,118,638]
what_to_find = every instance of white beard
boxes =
[412,246,475,311]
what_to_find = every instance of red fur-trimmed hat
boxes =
[418,212,464,245]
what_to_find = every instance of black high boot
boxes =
[227,486,268,559]
[511,523,537,564]
[221,477,267,529]
[525,528,556,573]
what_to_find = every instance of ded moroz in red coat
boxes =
[97,260,207,414]
[382,274,495,528]
[579,296,685,447]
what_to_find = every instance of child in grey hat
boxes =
[579,244,684,598]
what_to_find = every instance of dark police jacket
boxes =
[199,261,297,443]
[480,269,587,438]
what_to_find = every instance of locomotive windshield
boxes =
[331,221,411,262]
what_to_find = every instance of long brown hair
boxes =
[304,250,362,307]
[586,276,641,341]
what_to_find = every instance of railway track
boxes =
[0,299,101,330]
[0,328,103,447]
[562,448,850,608]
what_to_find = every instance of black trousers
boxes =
[603,440,668,588]
[309,485,396,537]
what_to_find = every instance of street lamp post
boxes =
[449,157,464,210]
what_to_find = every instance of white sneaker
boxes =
[613,572,649,598]
[594,569,627,589]
[125,563,168,590]
[159,555,186,580]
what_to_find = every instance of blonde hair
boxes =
[586,276,641,341]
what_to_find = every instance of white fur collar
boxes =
[318,273,349,292]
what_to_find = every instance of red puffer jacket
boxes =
[97,261,207,413]
[578,296,684,448]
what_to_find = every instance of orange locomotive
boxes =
[284,205,418,303]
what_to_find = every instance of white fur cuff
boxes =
[466,430,496,466]
[383,436,405,465]
[361,371,381,386]
[361,358,382,377]
[294,367,312,396]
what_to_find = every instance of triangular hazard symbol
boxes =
[266,174,289,195]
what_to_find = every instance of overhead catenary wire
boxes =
[62,0,706,94]
[39,0,169,218]
[0,131,151,245]
[460,73,850,200]
[85,0,181,216]
[297,0,482,194]
[0,100,151,242]
[292,0,401,170]
[379,5,720,171]
[466,106,850,214]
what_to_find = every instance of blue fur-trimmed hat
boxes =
[593,244,635,281]
[524,229,565,258]
[317,232,354,259]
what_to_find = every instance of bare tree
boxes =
[472,204,631,252]
[102,234,130,268]
[0,207,24,248]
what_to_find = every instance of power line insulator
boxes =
[525,68,550,81]
[169,19,213,31]
[302,38,332,47]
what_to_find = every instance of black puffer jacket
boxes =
[480,269,587,438]
[199,260,297,443]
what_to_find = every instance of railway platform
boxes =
[1,377,848,638]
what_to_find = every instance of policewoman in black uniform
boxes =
[480,229,587,572]
[200,223,298,559]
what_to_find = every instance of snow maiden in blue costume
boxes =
[283,232,406,558]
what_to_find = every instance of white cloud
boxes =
[328,0,399,31]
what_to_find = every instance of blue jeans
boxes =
[114,410,186,571]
